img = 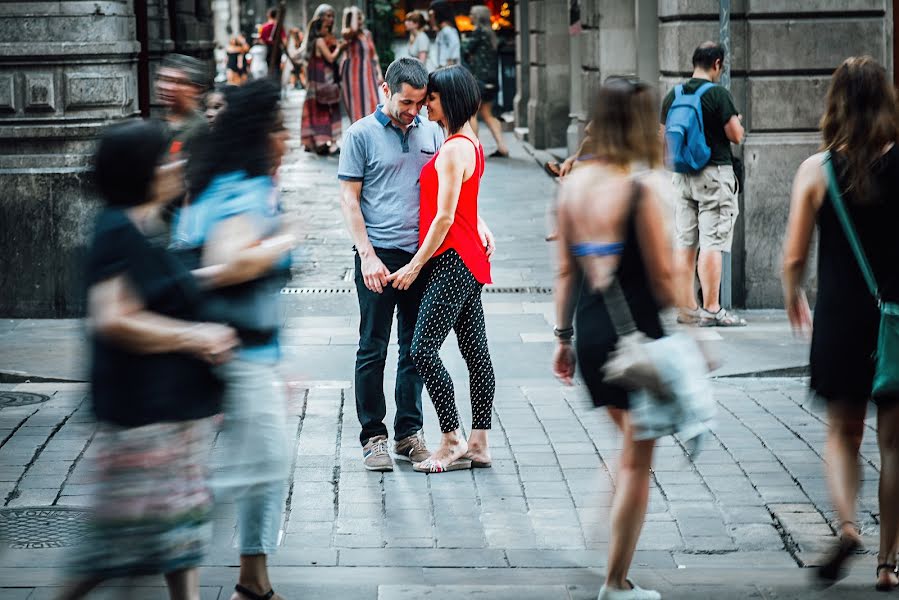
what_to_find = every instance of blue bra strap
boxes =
[569,241,625,257]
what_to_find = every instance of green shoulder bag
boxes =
[823,152,899,398]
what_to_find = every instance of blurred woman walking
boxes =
[59,119,236,600]
[463,5,509,157]
[340,6,383,123]
[782,56,899,592]
[300,3,346,155]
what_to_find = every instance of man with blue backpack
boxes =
[661,41,746,327]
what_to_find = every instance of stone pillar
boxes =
[635,0,659,84]
[566,21,584,155]
[147,0,175,117]
[527,0,570,149]
[169,0,216,68]
[514,0,530,130]
[660,0,890,307]
[0,0,140,317]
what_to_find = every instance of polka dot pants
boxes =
[411,250,495,433]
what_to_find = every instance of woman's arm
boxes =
[782,154,825,333]
[551,185,578,384]
[88,275,236,361]
[386,143,467,289]
[198,213,296,289]
[634,183,676,308]
[316,37,343,63]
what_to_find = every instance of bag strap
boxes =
[603,181,642,336]
[822,151,881,303]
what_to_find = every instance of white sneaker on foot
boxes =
[597,579,661,600]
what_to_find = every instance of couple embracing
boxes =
[338,57,496,474]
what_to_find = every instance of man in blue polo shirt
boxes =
[338,58,444,471]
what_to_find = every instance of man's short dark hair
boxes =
[692,42,725,70]
[427,65,480,134]
[267,7,278,19]
[160,53,207,88]
[384,57,429,94]
[430,0,456,26]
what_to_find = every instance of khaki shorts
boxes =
[672,164,739,252]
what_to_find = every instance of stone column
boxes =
[0,0,140,317]
[527,0,570,149]
[147,0,175,117]
[514,0,530,130]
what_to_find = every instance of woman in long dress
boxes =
[339,6,383,123]
[300,4,345,155]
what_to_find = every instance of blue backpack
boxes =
[665,82,714,173]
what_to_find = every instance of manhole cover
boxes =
[0,392,50,407]
[0,507,90,549]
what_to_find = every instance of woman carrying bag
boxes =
[782,55,899,591]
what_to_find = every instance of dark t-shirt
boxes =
[86,208,223,427]
[661,78,739,166]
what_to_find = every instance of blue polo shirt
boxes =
[338,105,444,254]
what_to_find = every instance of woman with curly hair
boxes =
[300,3,346,154]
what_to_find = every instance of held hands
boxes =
[552,342,576,385]
[186,323,239,365]
[361,253,390,294]
[385,260,422,291]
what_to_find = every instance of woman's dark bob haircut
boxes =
[428,65,480,134]
[94,119,169,208]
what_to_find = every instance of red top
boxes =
[419,134,492,284]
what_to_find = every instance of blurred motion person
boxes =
[156,53,209,156]
[59,120,237,600]
[340,6,383,123]
[174,79,296,600]
[429,1,460,68]
[300,4,346,155]
[552,77,674,600]
[782,56,899,591]
[463,5,509,158]
[226,34,250,84]
[387,65,497,474]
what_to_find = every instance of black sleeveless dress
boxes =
[811,147,899,402]
[574,202,665,409]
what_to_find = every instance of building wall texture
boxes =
[518,0,893,308]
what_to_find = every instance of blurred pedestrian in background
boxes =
[387,65,497,474]
[226,34,250,84]
[286,27,305,89]
[300,4,346,155]
[247,34,270,81]
[174,78,296,600]
[204,84,236,126]
[58,119,237,600]
[782,55,899,591]
[429,1,460,68]
[156,53,209,156]
[405,10,431,68]
[340,6,383,123]
[552,77,674,600]
[464,5,509,158]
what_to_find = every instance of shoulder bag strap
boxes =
[603,181,643,336]
[822,151,881,303]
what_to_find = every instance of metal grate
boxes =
[0,507,90,549]
[281,287,354,295]
[0,392,50,407]
[484,286,553,294]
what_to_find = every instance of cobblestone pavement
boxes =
[0,92,884,598]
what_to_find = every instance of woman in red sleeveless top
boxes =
[387,65,497,473]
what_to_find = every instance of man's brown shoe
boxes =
[394,430,430,463]
[362,435,393,471]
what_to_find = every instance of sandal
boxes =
[490,149,509,158]
[816,531,862,585]
[699,307,747,328]
[463,451,492,468]
[234,584,275,600]
[876,563,899,592]
[413,457,472,473]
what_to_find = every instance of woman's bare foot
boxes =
[464,443,491,465]
[421,430,468,468]
[876,562,899,591]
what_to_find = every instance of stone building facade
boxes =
[517,0,893,307]
[0,1,215,317]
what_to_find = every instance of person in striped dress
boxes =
[339,6,383,123]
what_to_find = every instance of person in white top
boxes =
[405,10,430,68]
[429,1,460,67]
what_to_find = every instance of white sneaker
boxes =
[597,579,661,600]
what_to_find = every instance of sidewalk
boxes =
[0,91,882,599]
